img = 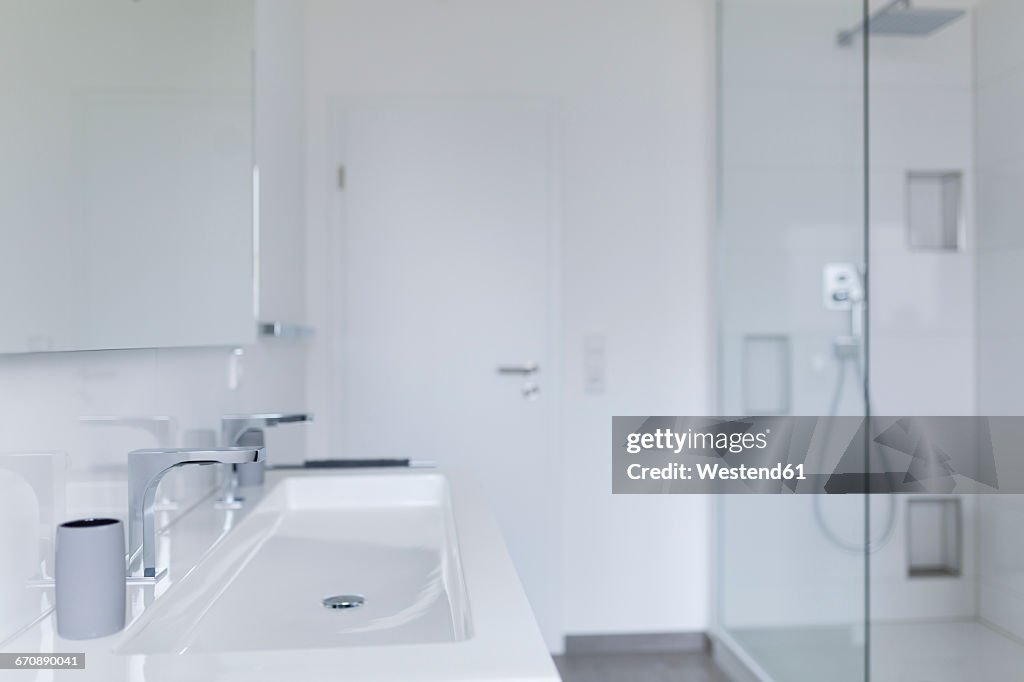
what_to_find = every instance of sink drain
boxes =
[322,594,365,610]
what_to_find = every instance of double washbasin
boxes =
[118,474,470,653]
[101,469,558,681]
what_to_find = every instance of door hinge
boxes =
[337,165,346,190]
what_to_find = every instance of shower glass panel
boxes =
[719,0,1024,681]
[714,1,868,681]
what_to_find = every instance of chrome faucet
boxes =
[221,413,313,447]
[217,413,312,507]
[128,447,264,579]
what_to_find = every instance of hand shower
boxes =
[815,263,896,554]
[823,262,865,360]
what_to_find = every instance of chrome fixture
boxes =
[496,363,539,376]
[838,0,966,46]
[822,262,864,356]
[817,264,897,555]
[128,447,264,579]
[257,321,315,338]
[322,594,365,610]
[217,413,313,507]
[497,363,541,400]
[221,413,313,445]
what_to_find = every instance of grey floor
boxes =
[553,651,731,682]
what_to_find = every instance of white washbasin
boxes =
[117,474,470,654]
[99,469,558,681]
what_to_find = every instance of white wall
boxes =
[301,0,715,649]
[974,0,1024,641]
[0,0,307,643]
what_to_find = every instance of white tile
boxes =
[869,334,975,414]
[869,85,973,172]
[976,250,1024,335]
[975,0,1024,85]
[976,160,1024,250]
[720,0,864,90]
[976,71,1024,168]
[869,9,973,89]
[721,85,863,171]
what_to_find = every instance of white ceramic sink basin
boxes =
[97,469,558,682]
[117,474,470,654]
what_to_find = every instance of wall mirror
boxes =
[0,0,256,353]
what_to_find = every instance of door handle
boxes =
[496,363,539,376]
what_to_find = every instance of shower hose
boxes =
[811,349,897,554]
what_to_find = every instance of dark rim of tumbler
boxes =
[60,518,120,529]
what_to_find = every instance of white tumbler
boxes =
[55,518,126,639]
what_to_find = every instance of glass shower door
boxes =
[714,1,869,680]
[717,2,1024,680]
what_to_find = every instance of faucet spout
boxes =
[216,412,313,505]
[127,447,264,578]
[220,413,313,448]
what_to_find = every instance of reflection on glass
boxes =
[715,0,867,680]
[0,453,66,642]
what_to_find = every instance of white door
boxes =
[327,100,560,647]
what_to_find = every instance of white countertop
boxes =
[0,468,559,682]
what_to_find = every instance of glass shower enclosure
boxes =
[714,0,1024,680]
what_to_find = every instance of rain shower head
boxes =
[838,0,965,46]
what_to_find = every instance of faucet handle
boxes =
[219,413,313,451]
[217,414,312,500]
[266,413,312,425]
